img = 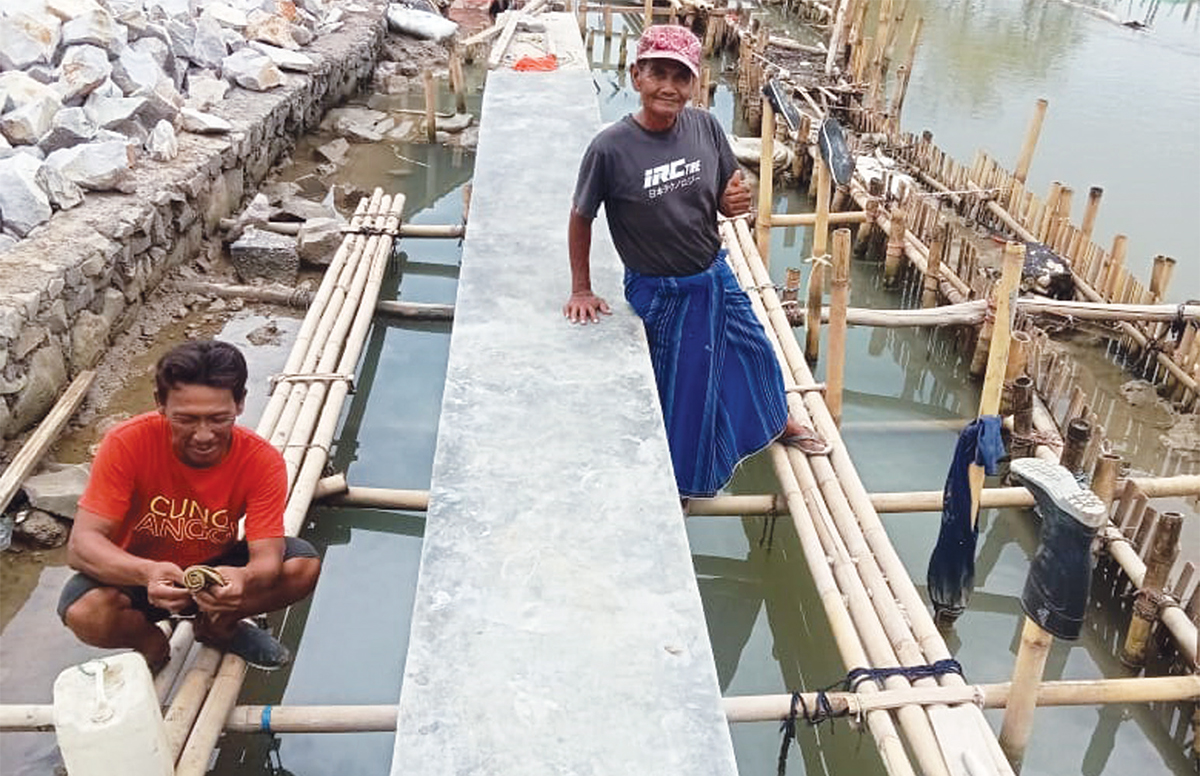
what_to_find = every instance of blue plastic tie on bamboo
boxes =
[261,704,273,734]
[927,415,1005,626]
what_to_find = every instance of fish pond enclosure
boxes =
[0,0,1198,775]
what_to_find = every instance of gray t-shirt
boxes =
[572,108,739,277]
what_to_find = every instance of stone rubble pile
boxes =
[0,0,364,242]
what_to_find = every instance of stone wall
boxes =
[0,13,385,438]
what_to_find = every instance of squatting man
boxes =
[59,340,320,671]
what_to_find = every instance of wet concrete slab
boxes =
[388,16,738,776]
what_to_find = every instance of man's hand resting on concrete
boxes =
[563,291,611,324]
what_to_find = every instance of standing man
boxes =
[564,25,829,501]
[59,340,320,671]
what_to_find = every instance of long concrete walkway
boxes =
[389,17,738,775]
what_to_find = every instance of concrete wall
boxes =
[0,15,386,438]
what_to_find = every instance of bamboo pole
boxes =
[999,618,1056,770]
[1121,512,1183,667]
[882,204,906,286]
[771,210,869,226]
[449,47,467,114]
[806,157,831,362]
[921,222,946,308]
[173,280,453,320]
[423,69,437,141]
[0,369,94,515]
[826,229,851,424]
[887,16,923,136]
[756,100,774,264]
[1079,186,1103,244]
[1149,255,1176,301]
[1012,99,1048,184]
[643,0,652,29]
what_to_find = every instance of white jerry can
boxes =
[53,653,174,776]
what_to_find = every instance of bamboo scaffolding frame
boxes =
[726,216,1016,776]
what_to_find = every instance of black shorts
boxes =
[57,537,319,624]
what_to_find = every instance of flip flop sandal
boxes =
[780,427,832,456]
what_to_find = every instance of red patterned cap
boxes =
[636,25,701,78]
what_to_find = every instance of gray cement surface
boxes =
[389,42,739,776]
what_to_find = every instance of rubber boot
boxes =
[1010,457,1107,641]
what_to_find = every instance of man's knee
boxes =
[63,587,133,644]
[282,555,321,601]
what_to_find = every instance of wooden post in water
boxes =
[921,221,946,308]
[756,100,775,264]
[423,68,436,143]
[807,156,831,362]
[1121,512,1183,667]
[1013,98,1048,185]
[883,204,906,286]
[827,228,852,424]
[449,48,467,114]
[1103,234,1127,301]
[1000,617,1056,770]
[1080,186,1103,245]
[1090,452,1122,508]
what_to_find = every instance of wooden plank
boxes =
[0,370,94,515]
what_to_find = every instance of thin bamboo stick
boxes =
[807,158,831,361]
[756,100,774,263]
[1013,99,1048,184]
[999,618,1055,769]
[771,210,869,226]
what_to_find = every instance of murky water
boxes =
[2,4,1197,775]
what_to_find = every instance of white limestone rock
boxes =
[35,162,86,210]
[61,9,128,54]
[184,71,229,111]
[248,41,315,72]
[84,94,152,139]
[315,137,349,165]
[0,12,63,71]
[204,2,249,29]
[0,72,60,114]
[0,95,61,146]
[189,14,228,70]
[45,140,134,191]
[221,49,284,91]
[165,16,196,60]
[145,0,193,18]
[111,47,167,97]
[229,225,299,283]
[57,44,112,104]
[146,119,177,161]
[245,10,298,49]
[39,107,98,154]
[179,106,232,134]
[0,155,52,237]
[297,217,344,265]
[44,0,107,20]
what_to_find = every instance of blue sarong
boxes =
[625,253,789,498]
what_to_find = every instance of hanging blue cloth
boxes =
[624,253,788,498]
[927,415,1005,623]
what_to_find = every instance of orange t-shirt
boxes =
[78,412,287,569]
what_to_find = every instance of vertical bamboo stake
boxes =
[1002,330,1031,413]
[1149,255,1176,301]
[883,205,906,286]
[423,68,436,143]
[1037,182,1062,244]
[603,5,612,38]
[1059,418,1092,475]
[887,16,923,137]
[1103,234,1127,300]
[1010,376,1034,460]
[1121,512,1183,666]
[1090,452,1122,509]
[618,27,629,67]
[807,157,831,362]
[827,228,851,424]
[1000,617,1055,769]
[1080,186,1103,244]
[696,65,710,108]
[1013,98,1048,184]
[643,0,652,29]
[921,221,945,308]
[756,100,775,264]
[1051,186,1073,253]
[782,266,802,303]
[449,47,467,114]
[968,242,1023,527]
